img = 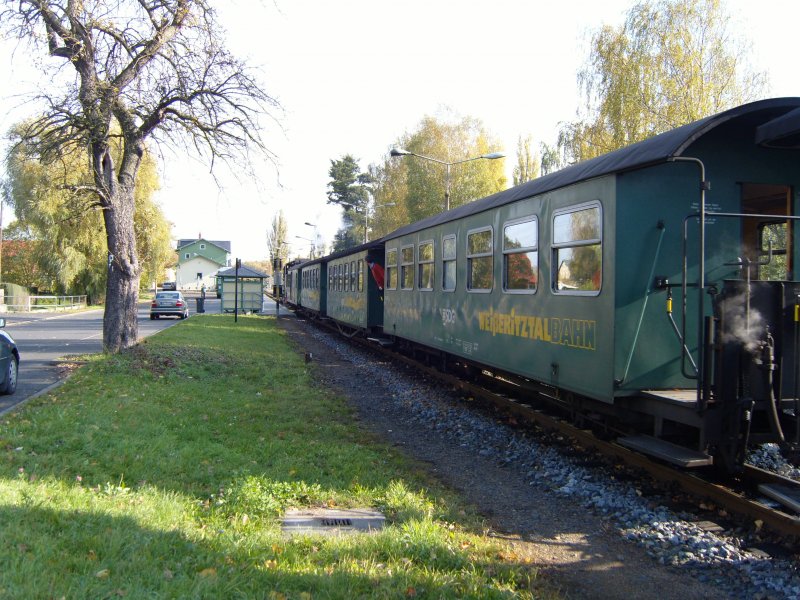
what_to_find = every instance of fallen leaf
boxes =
[95,569,110,579]
[198,567,217,578]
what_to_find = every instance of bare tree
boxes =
[1,0,279,351]
[266,210,288,266]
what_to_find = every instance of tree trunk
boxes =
[102,181,141,353]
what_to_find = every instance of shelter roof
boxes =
[217,265,268,278]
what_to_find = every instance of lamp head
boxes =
[390,147,412,157]
[482,152,506,160]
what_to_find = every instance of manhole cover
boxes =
[281,508,385,535]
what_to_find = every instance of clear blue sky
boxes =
[1,0,798,260]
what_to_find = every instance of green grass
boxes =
[0,315,555,599]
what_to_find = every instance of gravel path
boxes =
[278,314,799,600]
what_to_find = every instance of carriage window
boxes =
[401,245,414,290]
[467,228,493,291]
[552,203,602,294]
[350,261,357,290]
[503,218,538,293]
[357,261,364,292]
[386,249,398,290]
[418,241,434,291]
[759,221,788,281]
[337,264,342,291]
[442,235,456,291]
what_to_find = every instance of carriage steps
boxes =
[618,435,714,468]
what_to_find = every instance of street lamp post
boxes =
[342,198,396,243]
[295,235,314,259]
[390,147,505,211]
[304,222,317,258]
[364,198,395,243]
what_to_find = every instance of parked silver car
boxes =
[150,291,189,320]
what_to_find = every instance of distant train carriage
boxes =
[299,260,325,316]
[324,241,385,333]
[283,259,305,309]
[382,98,800,471]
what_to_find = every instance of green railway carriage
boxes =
[283,259,306,309]
[324,241,385,332]
[381,98,800,470]
[299,260,325,315]
[284,258,324,313]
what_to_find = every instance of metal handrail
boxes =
[2,295,88,312]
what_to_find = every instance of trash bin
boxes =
[195,297,205,313]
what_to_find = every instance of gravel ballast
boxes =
[279,314,800,600]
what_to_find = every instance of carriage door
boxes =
[741,183,793,281]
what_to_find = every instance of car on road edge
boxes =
[0,317,19,395]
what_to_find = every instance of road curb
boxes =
[0,377,68,419]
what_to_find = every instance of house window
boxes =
[503,217,538,293]
[196,272,203,281]
[467,228,493,292]
[401,245,414,290]
[386,249,398,290]
[442,235,456,291]
[185,253,190,260]
[418,240,434,291]
[200,244,206,250]
[552,202,602,294]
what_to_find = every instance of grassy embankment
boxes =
[0,315,556,599]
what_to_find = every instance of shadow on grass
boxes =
[0,503,532,599]
[0,316,551,597]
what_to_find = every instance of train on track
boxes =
[284,98,800,473]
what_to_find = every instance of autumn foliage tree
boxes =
[559,0,767,162]
[0,0,278,351]
[5,125,172,303]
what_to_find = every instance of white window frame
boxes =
[400,244,415,290]
[466,226,494,293]
[385,248,398,290]
[441,234,457,292]
[502,216,538,295]
[417,239,435,292]
[551,201,603,296]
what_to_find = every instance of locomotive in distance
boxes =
[284,98,800,474]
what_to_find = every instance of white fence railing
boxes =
[3,295,88,312]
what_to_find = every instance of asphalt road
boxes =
[0,295,237,415]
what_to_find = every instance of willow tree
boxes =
[559,0,767,162]
[6,125,172,303]
[1,1,278,351]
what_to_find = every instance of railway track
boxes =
[297,311,800,541]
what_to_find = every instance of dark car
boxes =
[150,291,189,320]
[0,318,19,395]
[161,281,177,291]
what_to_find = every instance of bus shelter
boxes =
[216,265,268,313]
